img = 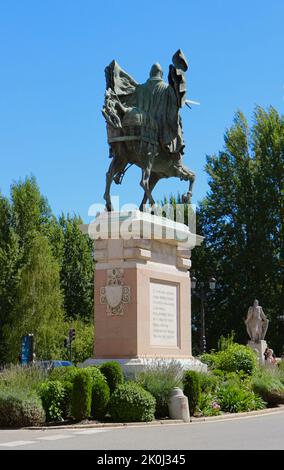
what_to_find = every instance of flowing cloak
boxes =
[104,54,187,157]
[133,78,184,155]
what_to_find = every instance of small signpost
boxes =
[20,334,34,365]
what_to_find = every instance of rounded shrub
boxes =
[71,369,92,420]
[61,381,74,419]
[39,380,65,422]
[83,366,110,420]
[109,383,156,422]
[216,344,257,375]
[0,390,45,427]
[99,361,124,393]
[183,370,201,415]
[47,367,79,420]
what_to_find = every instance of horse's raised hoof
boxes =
[105,202,113,212]
[182,192,192,204]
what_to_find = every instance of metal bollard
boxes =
[168,387,190,422]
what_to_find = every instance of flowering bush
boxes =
[199,393,221,417]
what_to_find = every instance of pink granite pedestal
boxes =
[80,211,206,375]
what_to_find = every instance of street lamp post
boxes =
[191,276,216,353]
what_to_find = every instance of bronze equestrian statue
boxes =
[102,49,195,211]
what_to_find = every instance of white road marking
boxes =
[36,434,73,441]
[0,440,36,447]
[73,429,107,435]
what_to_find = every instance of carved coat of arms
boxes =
[100,268,131,316]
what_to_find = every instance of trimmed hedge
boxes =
[183,370,201,415]
[84,366,110,420]
[109,383,156,422]
[71,370,92,420]
[0,391,45,427]
[99,362,124,394]
[39,380,65,422]
[47,367,79,420]
[61,381,74,419]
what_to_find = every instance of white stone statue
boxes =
[245,299,269,342]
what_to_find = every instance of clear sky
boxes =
[0,0,283,221]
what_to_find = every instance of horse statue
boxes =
[102,49,195,211]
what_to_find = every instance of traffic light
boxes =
[64,338,69,348]
[69,328,75,342]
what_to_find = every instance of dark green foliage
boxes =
[217,384,265,412]
[183,371,201,415]
[59,215,94,321]
[39,380,65,422]
[109,383,156,422]
[198,372,220,394]
[0,206,20,365]
[71,370,92,420]
[48,366,79,419]
[135,360,183,418]
[0,177,94,364]
[83,366,110,420]
[99,361,124,394]
[0,390,45,427]
[190,107,284,354]
[61,381,74,419]
[91,378,110,420]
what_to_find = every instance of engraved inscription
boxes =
[150,282,178,347]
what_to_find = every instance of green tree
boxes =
[10,176,55,253]
[4,235,65,361]
[59,215,94,321]
[0,195,21,364]
[191,107,284,353]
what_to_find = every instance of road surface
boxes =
[0,410,283,450]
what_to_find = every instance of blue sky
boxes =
[0,0,283,221]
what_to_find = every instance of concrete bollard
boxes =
[168,387,190,422]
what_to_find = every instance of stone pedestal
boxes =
[80,211,205,374]
[247,340,267,365]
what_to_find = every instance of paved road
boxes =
[0,410,284,450]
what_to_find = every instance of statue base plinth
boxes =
[247,340,267,365]
[79,357,207,379]
[80,211,204,372]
